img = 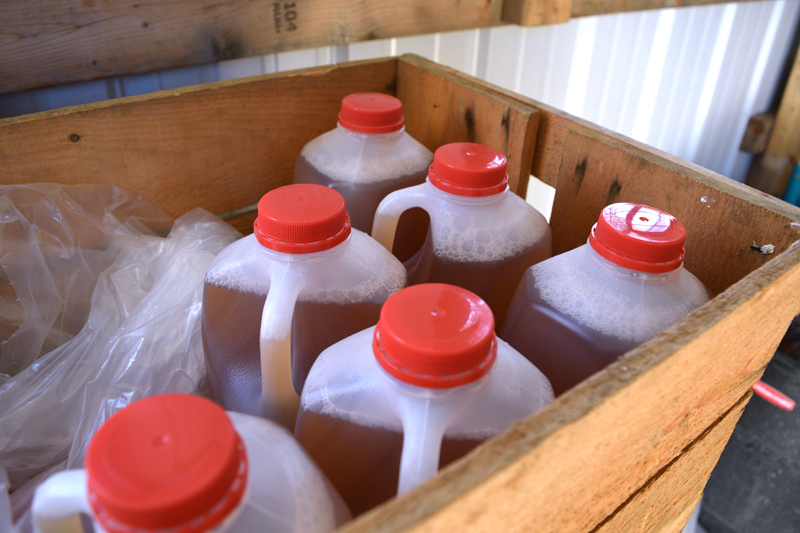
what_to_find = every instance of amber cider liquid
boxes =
[294,155,429,262]
[202,283,382,414]
[407,238,550,330]
[294,407,483,516]
[500,271,636,396]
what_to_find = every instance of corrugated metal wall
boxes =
[2,1,798,183]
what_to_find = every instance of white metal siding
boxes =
[2,1,798,182]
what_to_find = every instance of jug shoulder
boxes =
[298,126,432,185]
[527,245,711,343]
[205,232,406,302]
[300,327,553,439]
[425,192,551,264]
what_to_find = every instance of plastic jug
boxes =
[202,184,406,428]
[31,394,350,533]
[500,203,712,396]
[295,283,553,515]
[371,143,551,328]
[293,92,433,261]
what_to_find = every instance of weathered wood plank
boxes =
[341,241,800,533]
[746,44,800,197]
[594,393,748,533]
[764,44,800,160]
[0,0,502,94]
[570,0,770,18]
[1,0,777,94]
[397,55,539,197]
[0,58,398,218]
[549,129,800,295]
[504,0,573,26]
[390,59,800,293]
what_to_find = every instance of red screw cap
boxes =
[254,184,351,254]
[85,394,247,533]
[373,284,497,389]
[338,93,405,134]
[428,143,508,197]
[588,203,686,273]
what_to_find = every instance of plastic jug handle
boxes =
[371,183,431,252]
[260,264,304,429]
[31,470,91,533]
[397,399,451,496]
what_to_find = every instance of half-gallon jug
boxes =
[371,143,551,328]
[500,203,712,396]
[31,394,350,533]
[295,284,553,515]
[202,184,406,428]
[294,92,433,261]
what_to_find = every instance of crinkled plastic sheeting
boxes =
[0,184,240,524]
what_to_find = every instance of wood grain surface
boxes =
[594,394,748,533]
[398,55,539,197]
[2,0,770,94]
[0,56,542,219]
[0,58,398,217]
[746,39,800,197]
[549,129,800,295]
[504,0,573,25]
[0,0,502,94]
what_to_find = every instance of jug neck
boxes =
[336,122,406,141]
[256,234,351,262]
[585,239,683,281]
[376,359,492,400]
[425,179,509,205]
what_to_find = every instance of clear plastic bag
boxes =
[0,184,240,521]
[0,184,173,378]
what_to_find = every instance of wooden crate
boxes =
[3,54,800,533]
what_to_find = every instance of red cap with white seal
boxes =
[85,394,248,533]
[373,284,497,389]
[428,143,509,197]
[589,203,686,273]
[254,184,351,254]
[338,93,405,134]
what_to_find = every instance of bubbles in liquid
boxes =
[430,194,549,263]
[205,232,407,306]
[531,245,710,342]
[202,232,406,406]
[301,128,432,184]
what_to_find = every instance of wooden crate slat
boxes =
[399,57,800,293]
[397,55,539,197]
[550,129,800,295]
[340,242,800,533]
[0,58,397,218]
[595,394,748,533]
[0,0,503,95]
